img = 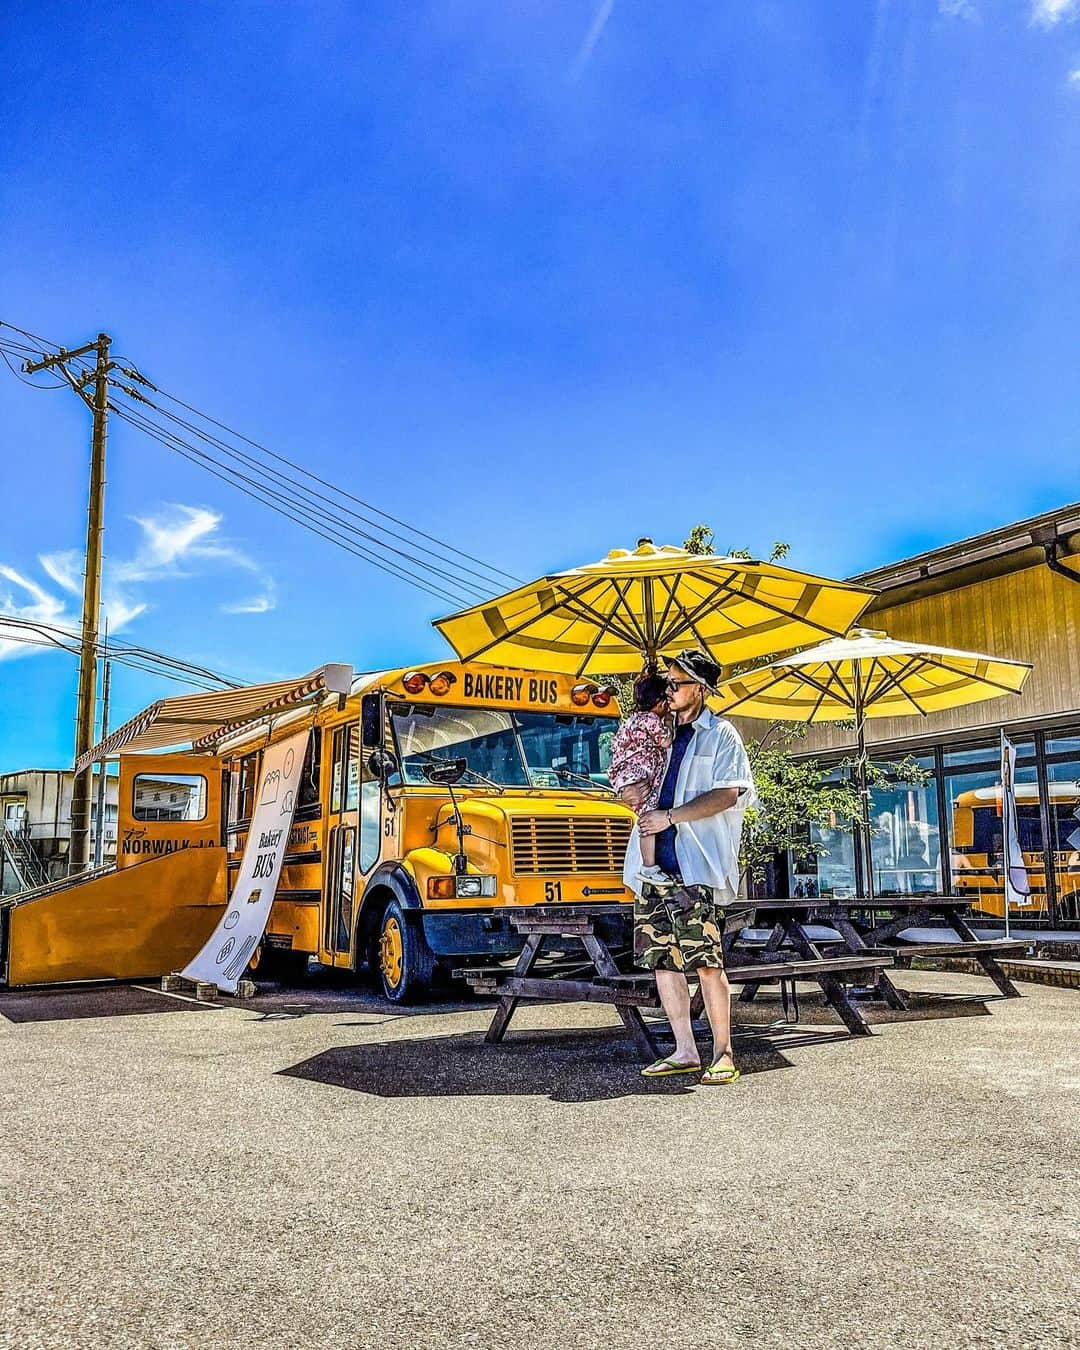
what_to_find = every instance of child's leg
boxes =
[641,829,656,868]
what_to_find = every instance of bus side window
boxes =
[237,753,260,823]
[296,730,322,818]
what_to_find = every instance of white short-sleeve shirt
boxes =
[622,708,756,897]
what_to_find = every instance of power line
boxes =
[111,382,493,600]
[120,367,522,588]
[108,401,477,609]
[0,613,240,690]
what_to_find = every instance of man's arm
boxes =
[638,787,738,836]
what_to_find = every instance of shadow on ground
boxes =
[732,985,996,1030]
[278,1021,852,1104]
[0,983,219,1024]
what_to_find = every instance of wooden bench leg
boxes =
[483,932,545,1044]
[618,1006,661,1058]
[979,955,1022,999]
[819,974,874,1036]
[485,995,520,1044]
[875,968,908,1010]
[738,923,785,1003]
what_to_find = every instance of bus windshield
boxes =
[389,704,613,789]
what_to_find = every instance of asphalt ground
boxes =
[1,970,1078,1350]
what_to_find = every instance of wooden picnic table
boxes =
[814,896,1028,999]
[456,902,896,1052]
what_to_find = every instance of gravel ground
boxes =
[1,971,1078,1350]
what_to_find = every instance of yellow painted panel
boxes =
[7,847,227,987]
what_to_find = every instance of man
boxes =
[621,649,756,1085]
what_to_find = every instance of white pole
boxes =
[1000,730,1011,940]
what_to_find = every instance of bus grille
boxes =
[509,816,633,876]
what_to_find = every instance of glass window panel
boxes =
[945,763,1046,920]
[1046,758,1080,924]
[359,779,381,873]
[344,725,360,812]
[132,774,207,822]
[868,773,942,897]
[297,732,321,811]
[791,817,856,900]
[943,738,1034,767]
[1046,732,1080,757]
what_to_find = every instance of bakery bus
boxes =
[2,660,636,1001]
[950,780,1080,919]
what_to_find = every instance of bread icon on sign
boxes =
[260,769,281,805]
[279,789,295,817]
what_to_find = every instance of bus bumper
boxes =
[420,906,633,958]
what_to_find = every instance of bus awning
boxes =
[75,664,354,772]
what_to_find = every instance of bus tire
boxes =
[377,898,434,1003]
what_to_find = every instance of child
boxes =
[609,666,673,887]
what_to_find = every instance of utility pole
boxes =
[93,623,112,871]
[25,334,113,874]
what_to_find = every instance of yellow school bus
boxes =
[949,782,1080,919]
[221,660,633,1000]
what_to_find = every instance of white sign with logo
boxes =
[182,728,311,992]
[1000,732,1034,935]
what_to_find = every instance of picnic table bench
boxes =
[816,897,1028,999]
[455,903,897,1054]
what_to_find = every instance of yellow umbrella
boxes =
[434,539,875,677]
[712,627,1033,899]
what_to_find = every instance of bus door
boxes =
[322,722,359,967]
[117,752,222,870]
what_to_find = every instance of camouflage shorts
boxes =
[634,882,726,972]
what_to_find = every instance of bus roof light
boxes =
[591,687,613,708]
[402,671,429,694]
[429,671,458,697]
[571,683,594,707]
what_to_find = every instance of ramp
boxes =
[3,846,227,987]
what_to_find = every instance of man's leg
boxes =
[698,967,734,1068]
[653,969,700,1065]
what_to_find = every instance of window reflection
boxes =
[946,762,1046,920]
[1046,757,1080,923]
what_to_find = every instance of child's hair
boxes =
[633,665,669,712]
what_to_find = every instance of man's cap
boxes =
[667,647,722,694]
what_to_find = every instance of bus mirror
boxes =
[368,749,398,782]
[361,694,382,749]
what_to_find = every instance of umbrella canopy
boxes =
[711,628,1033,902]
[711,628,1032,723]
[434,540,875,677]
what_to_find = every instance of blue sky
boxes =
[3,0,1080,767]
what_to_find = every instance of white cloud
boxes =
[1068,65,1080,85]
[0,503,275,663]
[1031,0,1079,28]
[939,0,978,19]
[569,0,615,82]
[221,578,277,615]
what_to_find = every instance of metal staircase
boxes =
[0,825,51,895]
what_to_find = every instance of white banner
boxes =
[1000,732,1034,933]
[182,728,311,992]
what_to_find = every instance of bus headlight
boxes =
[427,875,497,899]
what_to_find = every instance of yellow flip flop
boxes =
[640,1057,701,1078]
[700,1063,740,1086]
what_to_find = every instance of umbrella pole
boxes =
[854,670,875,910]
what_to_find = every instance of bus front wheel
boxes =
[377,899,434,1003]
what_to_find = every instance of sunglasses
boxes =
[664,678,698,691]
